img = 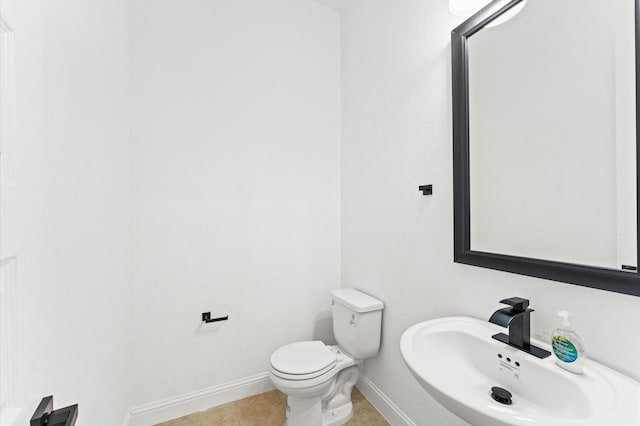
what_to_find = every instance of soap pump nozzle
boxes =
[557,310,573,328]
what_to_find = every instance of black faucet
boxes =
[489,297,551,359]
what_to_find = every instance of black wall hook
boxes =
[419,184,433,195]
[202,312,229,323]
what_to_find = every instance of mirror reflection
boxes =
[467,0,637,271]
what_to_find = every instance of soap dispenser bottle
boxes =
[551,311,585,374]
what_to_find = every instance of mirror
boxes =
[452,0,640,296]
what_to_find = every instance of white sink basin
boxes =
[400,316,640,426]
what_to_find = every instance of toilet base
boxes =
[285,395,353,426]
[321,401,353,426]
[286,395,323,426]
[284,364,360,426]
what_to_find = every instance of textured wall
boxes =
[341,1,640,424]
[130,0,341,407]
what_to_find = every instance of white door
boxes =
[0,15,20,425]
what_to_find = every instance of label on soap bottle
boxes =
[552,336,578,363]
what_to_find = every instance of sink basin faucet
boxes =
[489,297,551,359]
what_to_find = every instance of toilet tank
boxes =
[331,289,384,360]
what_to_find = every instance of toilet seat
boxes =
[270,341,337,381]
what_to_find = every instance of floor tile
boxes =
[156,387,389,426]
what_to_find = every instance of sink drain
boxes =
[491,386,512,405]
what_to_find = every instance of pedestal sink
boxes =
[400,317,640,426]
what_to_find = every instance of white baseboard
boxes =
[125,372,275,426]
[123,372,412,426]
[356,375,415,426]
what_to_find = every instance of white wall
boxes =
[341,1,640,424]
[130,0,341,407]
[468,0,635,269]
[0,0,132,425]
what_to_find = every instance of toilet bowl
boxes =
[270,342,360,426]
[269,289,384,426]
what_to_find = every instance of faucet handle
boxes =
[499,297,530,312]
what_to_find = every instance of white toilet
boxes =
[269,288,384,426]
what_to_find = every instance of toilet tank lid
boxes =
[331,288,384,313]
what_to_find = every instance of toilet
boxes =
[269,288,384,426]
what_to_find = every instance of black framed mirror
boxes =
[452,0,640,296]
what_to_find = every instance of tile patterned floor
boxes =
[156,387,389,426]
